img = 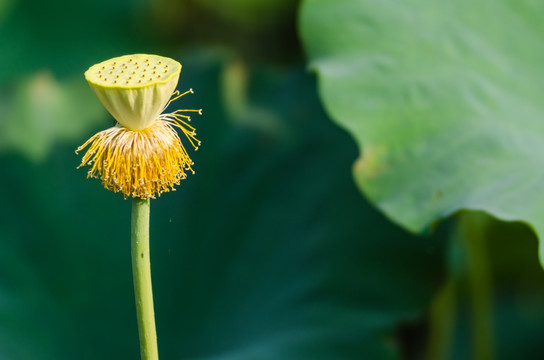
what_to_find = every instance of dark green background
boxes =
[0,0,543,359]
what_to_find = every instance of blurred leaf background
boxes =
[0,0,543,359]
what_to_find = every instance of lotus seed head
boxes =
[84,54,182,130]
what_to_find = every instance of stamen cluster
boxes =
[76,118,197,199]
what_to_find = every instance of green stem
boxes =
[426,212,494,360]
[459,212,494,360]
[131,198,159,360]
[426,280,457,360]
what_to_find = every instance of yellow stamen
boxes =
[76,120,196,199]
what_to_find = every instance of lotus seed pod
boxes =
[84,54,181,130]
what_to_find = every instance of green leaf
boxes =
[300,0,544,262]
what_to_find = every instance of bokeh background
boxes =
[1,0,544,359]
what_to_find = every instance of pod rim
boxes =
[84,54,181,90]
